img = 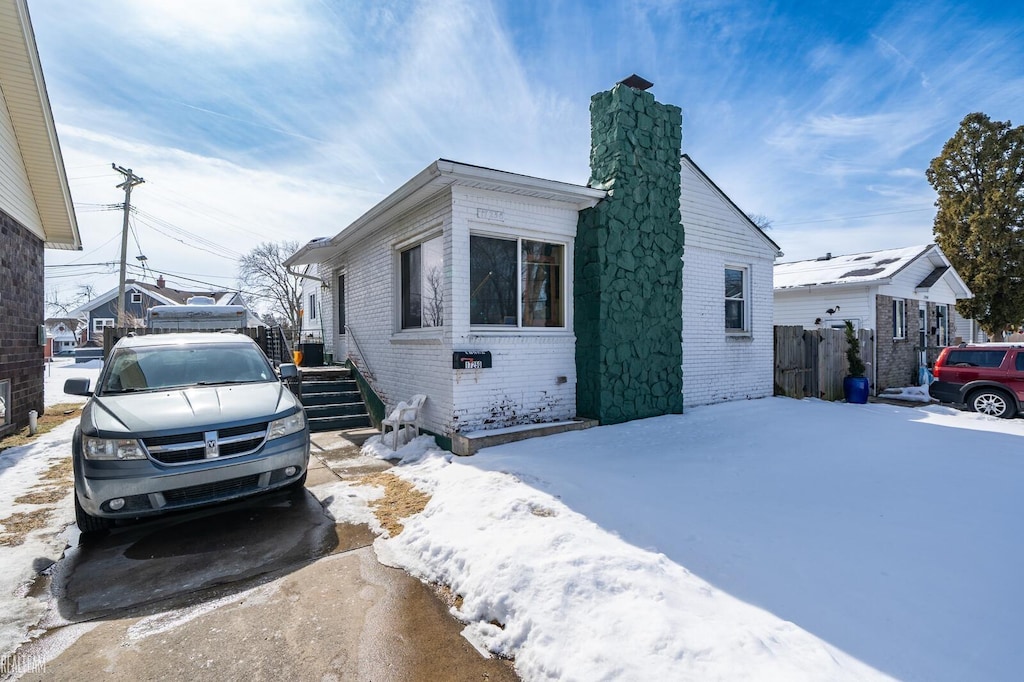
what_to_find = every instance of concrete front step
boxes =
[309,413,372,432]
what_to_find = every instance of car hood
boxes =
[84,382,299,436]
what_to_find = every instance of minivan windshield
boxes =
[100,342,276,394]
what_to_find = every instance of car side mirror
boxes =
[278,363,298,379]
[64,377,92,396]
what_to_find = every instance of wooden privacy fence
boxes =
[774,325,875,401]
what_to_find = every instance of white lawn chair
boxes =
[381,394,427,448]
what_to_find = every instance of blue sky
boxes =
[34,0,1024,306]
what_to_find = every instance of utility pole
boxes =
[113,164,145,327]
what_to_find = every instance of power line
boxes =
[775,207,933,227]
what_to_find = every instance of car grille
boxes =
[143,423,268,464]
[162,474,262,505]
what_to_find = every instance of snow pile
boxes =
[376,454,887,681]
[0,421,76,658]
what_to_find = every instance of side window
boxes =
[724,266,748,333]
[400,236,444,329]
[946,350,1007,367]
[93,318,115,333]
[893,299,907,339]
[308,292,317,320]
[1016,352,1024,372]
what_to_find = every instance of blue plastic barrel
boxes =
[843,376,870,404]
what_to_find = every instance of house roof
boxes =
[773,244,972,298]
[0,0,80,249]
[67,280,242,317]
[680,154,782,256]
[285,159,607,267]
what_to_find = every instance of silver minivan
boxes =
[65,332,309,532]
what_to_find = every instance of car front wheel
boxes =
[968,389,1016,418]
[74,492,113,534]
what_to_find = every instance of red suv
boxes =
[930,344,1024,418]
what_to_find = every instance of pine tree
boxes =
[926,113,1024,340]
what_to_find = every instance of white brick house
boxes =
[285,80,783,449]
[286,156,783,446]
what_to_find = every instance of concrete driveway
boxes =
[13,431,517,681]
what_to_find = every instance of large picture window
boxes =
[725,266,748,332]
[400,236,444,329]
[470,235,565,328]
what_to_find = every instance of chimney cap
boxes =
[618,74,654,91]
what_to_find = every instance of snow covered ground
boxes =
[3,388,1021,680]
[361,398,1023,681]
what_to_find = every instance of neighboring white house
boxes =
[284,79,783,451]
[773,244,972,390]
[680,155,782,409]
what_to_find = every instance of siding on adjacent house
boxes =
[772,287,876,330]
[0,87,43,238]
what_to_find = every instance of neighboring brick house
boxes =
[67,276,260,343]
[0,0,81,437]
[773,244,972,392]
[284,78,782,450]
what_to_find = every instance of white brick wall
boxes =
[680,157,778,409]
[317,186,582,438]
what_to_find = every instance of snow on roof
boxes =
[773,245,931,289]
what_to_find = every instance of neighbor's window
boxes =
[130,292,143,304]
[725,266,748,333]
[400,236,444,329]
[936,304,948,346]
[93,318,115,333]
[470,235,565,327]
[308,292,317,320]
[893,299,907,339]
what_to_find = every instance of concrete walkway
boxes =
[15,430,518,681]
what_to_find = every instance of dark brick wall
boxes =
[0,208,45,437]
[875,294,922,390]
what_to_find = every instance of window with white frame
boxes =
[308,292,317,320]
[400,235,444,329]
[93,318,115,333]
[724,266,748,333]
[470,235,565,328]
[893,299,907,339]
[130,292,143,304]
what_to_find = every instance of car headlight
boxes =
[83,436,146,460]
[268,411,305,440]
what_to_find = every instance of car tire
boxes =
[968,388,1017,419]
[74,492,113,534]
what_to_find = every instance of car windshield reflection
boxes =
[100,343,275,394]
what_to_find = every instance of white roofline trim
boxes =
[285,159,606,267]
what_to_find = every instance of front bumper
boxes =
[75,429,310,518]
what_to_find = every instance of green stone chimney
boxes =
[574,76,684,424]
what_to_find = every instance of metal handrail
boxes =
[344,324,375,380]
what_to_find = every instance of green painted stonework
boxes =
[575,83,684,424]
